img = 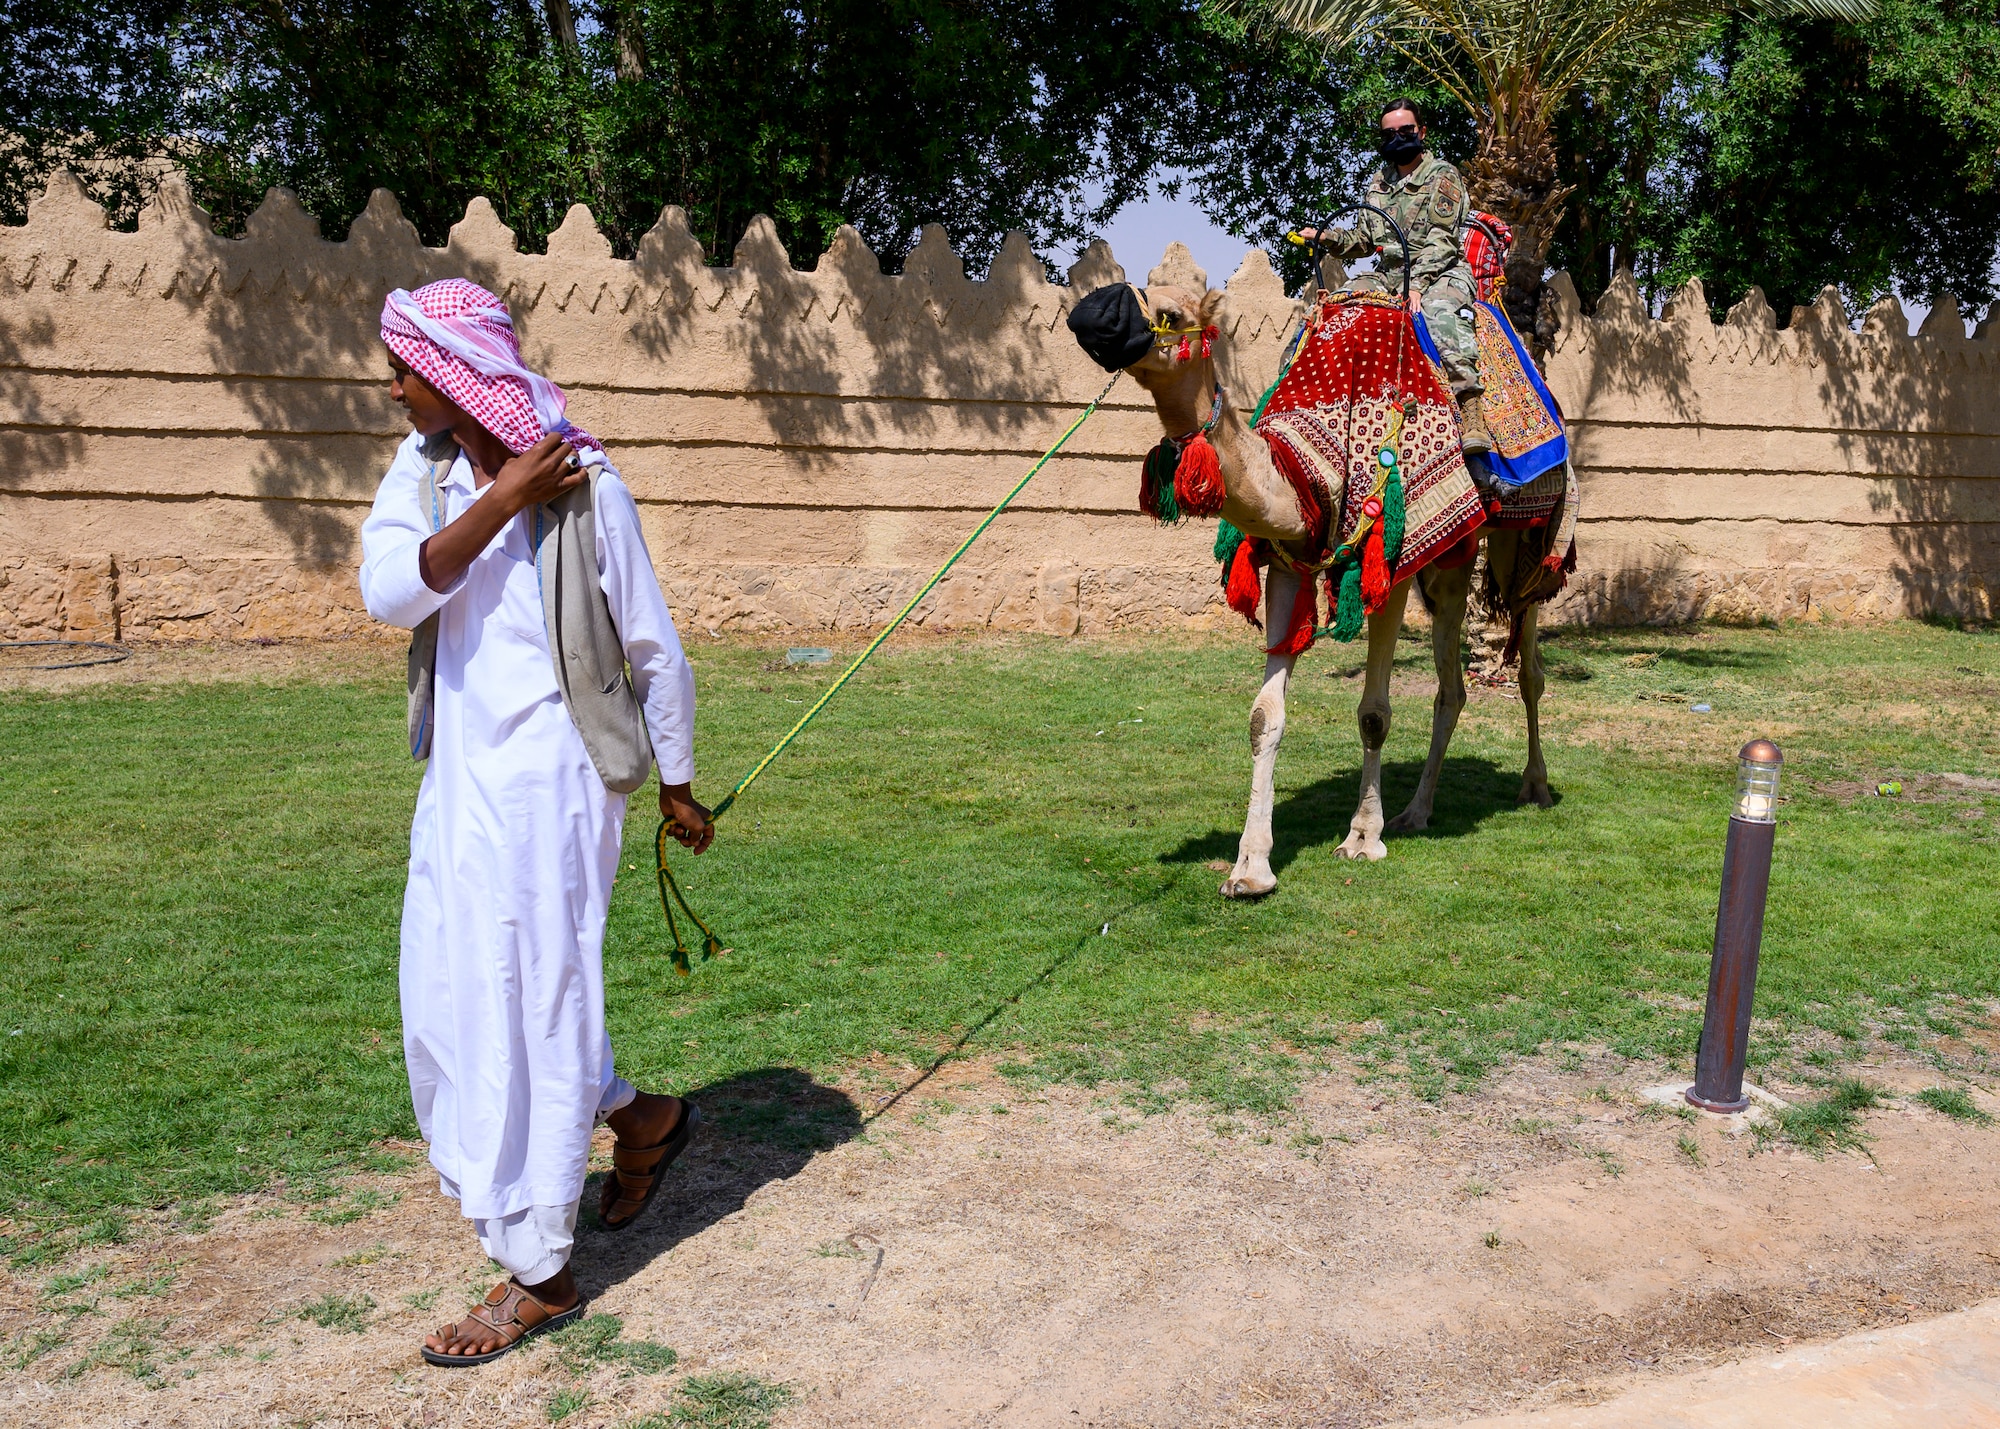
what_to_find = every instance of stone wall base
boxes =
[6,552,1987,643]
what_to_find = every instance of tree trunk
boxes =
[1465,100,1575,363]
[612,1,648,81]
[546,0,582,70]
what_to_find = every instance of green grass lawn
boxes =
[2,621,1997,1237]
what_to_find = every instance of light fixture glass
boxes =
[1733,739,1783,823]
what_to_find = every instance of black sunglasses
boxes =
[1380,122,1421,137]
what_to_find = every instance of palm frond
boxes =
[1245,0,1877,125]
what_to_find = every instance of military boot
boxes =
[1455,391,1494,455]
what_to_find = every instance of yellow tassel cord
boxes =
[654,371,1124,975]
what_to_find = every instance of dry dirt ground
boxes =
[4,1047,1998,1429]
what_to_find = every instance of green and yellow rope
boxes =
[654,370,1124,975]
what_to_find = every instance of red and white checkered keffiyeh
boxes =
[380,278,603,456]
[1463,212,1513,303]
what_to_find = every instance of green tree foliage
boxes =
[1172,17,1475,291]
[172,2,591,246]
[1,2,182,229]
[5,0,1311,274]
[1553,0,2000,316]
[5,0,1993,308]
[582,0,1240,269]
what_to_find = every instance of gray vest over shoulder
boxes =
[406,435,655,794]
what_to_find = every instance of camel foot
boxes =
[1384,806,1432,835]
[1221,865,1277,899]
[1336,831,1389,862]
[1517,775,1553,809]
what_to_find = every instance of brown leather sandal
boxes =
[420,1279,585,1367]
[599,1101,701,1231]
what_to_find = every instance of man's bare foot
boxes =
[606,1090,683,1150]
[423,1271,578,1362]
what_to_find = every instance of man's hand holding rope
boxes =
[661,783,714,855]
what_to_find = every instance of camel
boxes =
[1113,282,1555,899]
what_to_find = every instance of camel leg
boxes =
[1386,559,1473,835]
[1516,598,1552,808]
[1486,529,1554,808]
[1336,580,1413,862]
[1224,566,1302,899]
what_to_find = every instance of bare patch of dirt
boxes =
[5,1053,1999,1428]
[1814,773,2000,805]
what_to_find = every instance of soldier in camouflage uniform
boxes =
[1307,99,1492,454]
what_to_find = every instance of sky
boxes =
[1045,182,1253,289]
[1044,178,1960,335]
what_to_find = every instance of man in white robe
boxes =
[358,278,712,1365]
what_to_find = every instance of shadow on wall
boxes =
[2,168,1321,640]
[1546,269,1702,429]
[1820,292,2000,621]
[623,213,1065,455]
[12,168,2000,638]
[152,180,1254,582]
[1549,550,1697,627]
[0,309,75,482]
[1544,267,2000,626]
[201,184,409,566]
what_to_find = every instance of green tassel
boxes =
[656,819,724,978]
[1143,441,1182,525]
[1213,518,1245,567]
[1331,561,1366,642]
[1382,460,1406,571]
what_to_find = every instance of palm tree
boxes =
[1242,0,1875,337]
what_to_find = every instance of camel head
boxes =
[1068,280,1226,435]
[1066,280,1236,526]
[1122,283,1225,410]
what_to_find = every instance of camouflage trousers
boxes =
[1350,271,1481,397]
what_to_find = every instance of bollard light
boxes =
[1688,739,1783,1113]
[1734,740,1783,823]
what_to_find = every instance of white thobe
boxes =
[358,431,695,1233]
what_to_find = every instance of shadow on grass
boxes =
[863,876,1191,1122]
[1160,755,1540,875]
[572,1066,862,1301]
[1544,626,1786,672]
[1654,648,1783,671]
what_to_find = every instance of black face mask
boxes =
[1379,128,1424,165]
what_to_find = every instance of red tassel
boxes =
[1226,540,1262,622]
[1174,335,1191,363]
[1200,325,1217,358]
[1267,569,1319,655]
[1174,432,1226,517]
[1359,520,1391,612]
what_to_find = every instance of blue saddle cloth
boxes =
[1413,302,1568,488]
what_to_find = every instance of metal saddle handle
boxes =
[1301,201,1412,306]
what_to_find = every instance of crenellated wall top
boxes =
[1548,268,2000,373]
[4,171,1994,398]
[0,172,1311,399]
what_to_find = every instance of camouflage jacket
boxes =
[1326,152,1473,293]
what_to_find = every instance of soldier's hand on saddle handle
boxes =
[1289,226,1369,261]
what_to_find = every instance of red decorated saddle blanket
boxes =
[1221,293,1486,653]
[1257,294,1485,584]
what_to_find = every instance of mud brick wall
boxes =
[4,171,1996,641]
